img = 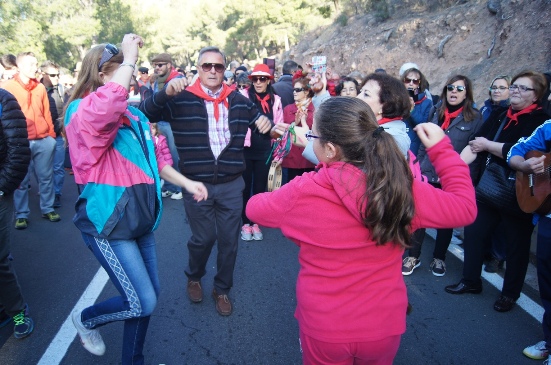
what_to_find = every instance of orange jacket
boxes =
[3,79,55,139]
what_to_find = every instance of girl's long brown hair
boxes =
[316,97,415,247]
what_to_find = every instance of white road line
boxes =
[446,238,544,322]
[37,268,109,365]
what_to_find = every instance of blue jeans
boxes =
[81,232,160,365]
[53,136,65,195]
[156,121,181,193]
[537,217,551,351]
[14,136,56,217]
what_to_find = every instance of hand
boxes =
[255,115,272,134]
[183,180,208,202]
[414,123,445,149]
[271,123,290,138]
[524,155,546,174]
[120,34,143,65]
[165,78,188,96]
[468,137,489,153]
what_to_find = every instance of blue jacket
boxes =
[479,98,509,122]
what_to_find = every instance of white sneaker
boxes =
[161,190,173,198]
[72,311,106,356]
[523,340,549,360]
[170,192,183,200]
[401,257,420,276]
[251,224,263,240]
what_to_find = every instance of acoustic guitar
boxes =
[515,151,551,215]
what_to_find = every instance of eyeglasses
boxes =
[252,76,268,83]
[404,77,420,85]
[489,86,508,92]
[47,73,59,78]
[154,63,167,68]
[446,84,466,92]
[293,87,305,93]
[98,44,119,71]
[200,63,225,73]
[237,84,249,89]
[509,84,535,93]
[305,132,320,141]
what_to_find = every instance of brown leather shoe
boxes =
[212,289,232,316]
[187,280,203,303]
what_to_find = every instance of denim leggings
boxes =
[81,232,160,365]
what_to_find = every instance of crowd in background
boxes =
[1,42,551,365]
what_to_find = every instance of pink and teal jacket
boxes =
[64,83,169,239]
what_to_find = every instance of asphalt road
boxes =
[0,173,545,365]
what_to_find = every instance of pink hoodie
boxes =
[246,136,476,343]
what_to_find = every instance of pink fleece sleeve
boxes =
[411,136,477,230]
[246,179,300,228]
[69,83,129,170]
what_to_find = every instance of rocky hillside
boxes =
[286,0,551,104]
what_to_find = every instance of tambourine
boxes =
[267,161,282,192]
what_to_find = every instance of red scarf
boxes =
[441,107,463,131]
[414,95,427,105]
[14,74,39,107]
[378,117,402,125]
[256,94,270,114]
[186,82,233,122]
[504,104,540,130]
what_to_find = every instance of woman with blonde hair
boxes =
[64,35,207,364]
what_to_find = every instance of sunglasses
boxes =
[154,63,167,68]
[200,63,225,73]
[140,71,148,74]
[252,76,269,83]
[98,44,119,71]
[47,73,59,78]
[446,84,466,92]
[293,87,305,93]
[404,77,420,85]
[237,84,249,89]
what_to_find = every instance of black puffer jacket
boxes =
[0,89,31,195]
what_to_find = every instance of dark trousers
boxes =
[537,217,551,350]
[0,196,26,317]
[462,201,534,299]
[184,177,244,294]
[408,228,453,261]
[242,158,271,224]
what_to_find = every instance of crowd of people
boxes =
[0,33,551,365]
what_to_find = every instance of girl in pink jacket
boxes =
[150,123,173,166]
[246,97,477,365]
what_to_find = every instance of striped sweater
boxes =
[140,87,263,184]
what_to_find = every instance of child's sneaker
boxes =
[13,306,34,339]
[241,224,253,241]
[72,311,106,356]
[251,224,263,240]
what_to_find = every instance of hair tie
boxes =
[372,126,385,138]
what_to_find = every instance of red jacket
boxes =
[247,136,476,343]
[281,102,315,169]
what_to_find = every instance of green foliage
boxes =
[335,13,348,26]
[318,5,332,18]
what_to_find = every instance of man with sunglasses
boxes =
[150,53,184,199]
[140,46,272,317]
[40,61,65,209]
[3,52,59,229]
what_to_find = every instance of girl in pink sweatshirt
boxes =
[150,123,173,166]
[246,97,477,365]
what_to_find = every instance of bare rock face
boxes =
[487,0,501,14]
[285,0,550,104]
